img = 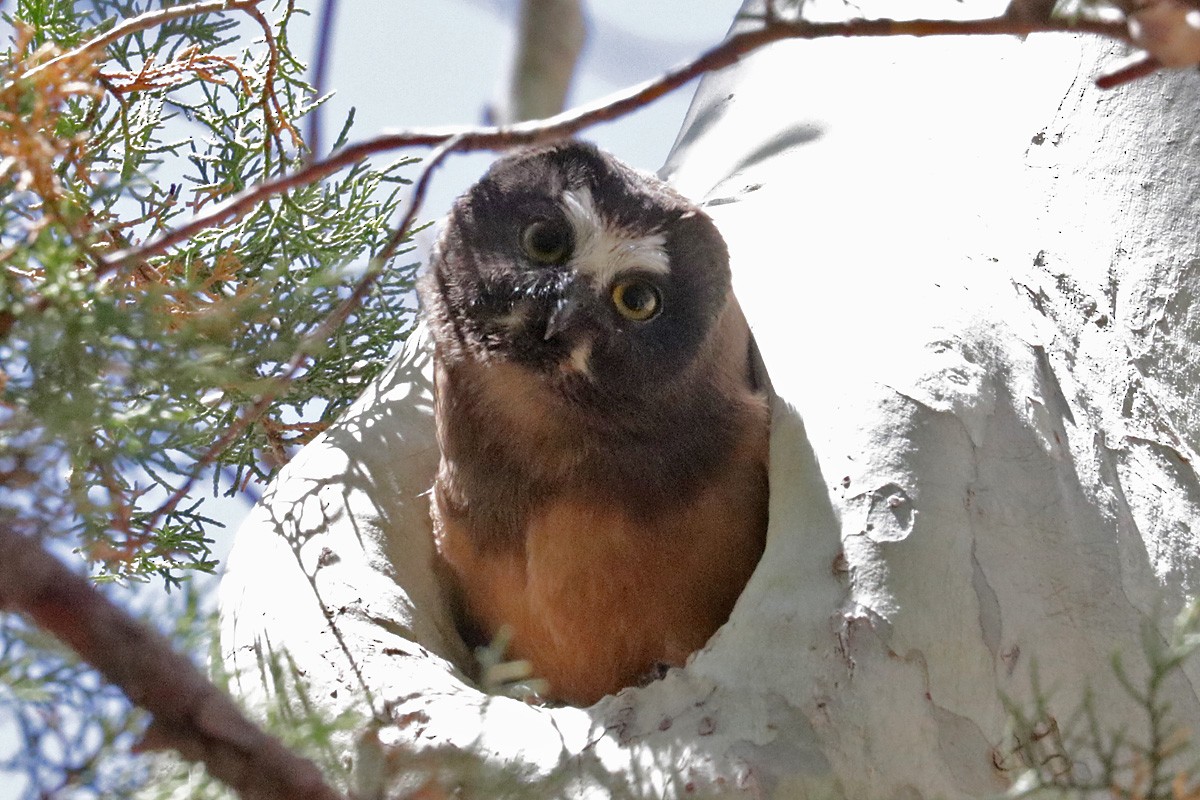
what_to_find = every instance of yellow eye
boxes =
[520,219,572,264]
[611,279,661,321]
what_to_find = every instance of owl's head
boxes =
[420,141,731,397]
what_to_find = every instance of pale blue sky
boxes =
[290,0,743,219]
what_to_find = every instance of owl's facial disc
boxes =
[427,141,732,394]
[499,186,672,378]
[539,186,669,335]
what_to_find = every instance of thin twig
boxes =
[0,525,349,800]
[1095,51,1163,89]
[86,5,1135,540]
[243,3,297,164]
[99,12,1130,275]
[142,134,464,535]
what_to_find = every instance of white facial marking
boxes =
[561,187,669,290]
[568,340,592,376]
[558,338,592,378]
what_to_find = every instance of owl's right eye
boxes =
[520,219,572,265]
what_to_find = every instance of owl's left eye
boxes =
[611,279,662,322]
[520,219,572,265]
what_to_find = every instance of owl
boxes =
[418,140,769,706]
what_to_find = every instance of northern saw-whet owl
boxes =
[418,140,768,706]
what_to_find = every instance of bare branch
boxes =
[0,525,350,800]
[116,7,1136,546]
[13,4,1145,544]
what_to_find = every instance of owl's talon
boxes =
[637,660,674,688]
[475,625,550,701]
[483,657,534,687]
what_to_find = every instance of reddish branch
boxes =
[0,525,349,800]
[98,11,1131,275]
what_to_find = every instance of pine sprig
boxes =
[0,4,411,789]
[1,0,419,586]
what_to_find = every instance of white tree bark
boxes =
[220,2,1200,796]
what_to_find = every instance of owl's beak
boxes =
[543,278,590,341]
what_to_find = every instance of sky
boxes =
[292,0,743,215]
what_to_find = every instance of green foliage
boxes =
[0,0,419,587]
[0,0,421,795]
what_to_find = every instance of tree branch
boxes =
[98,12,1131,275]
[91,10,1140,529]
[0,525,350,800]
[494,0,587,124]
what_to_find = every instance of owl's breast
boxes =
[434,441,768,706]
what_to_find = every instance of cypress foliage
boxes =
[1,2,416,795]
